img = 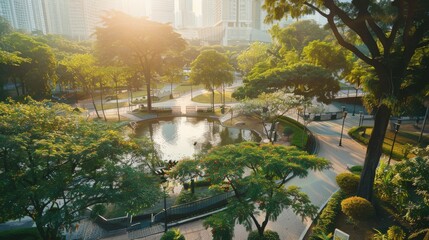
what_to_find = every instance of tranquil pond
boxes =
[135,117,261,161]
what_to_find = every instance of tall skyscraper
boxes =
[197,0,270,45]
[0,0,46,34]
[147,0,174,25]
[41,0,70,35]
[175,0,194,29]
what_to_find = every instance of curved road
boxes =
[102,108,372,240]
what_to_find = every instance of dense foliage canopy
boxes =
[0,99,161,239]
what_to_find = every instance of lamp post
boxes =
[339,110,348,146]
[155,169,168,233]
[358,111,363,127]
[418,98,429,143]
[388,119,401,166]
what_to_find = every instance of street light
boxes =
[339,110,348,146]
[358,111,363,127]
[155,168,168,233]
[387,119,401,166]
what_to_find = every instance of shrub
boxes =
[336,173,360,195]
[175,190,197,205]
[247,230,280,240]
[310,191,346,240]
[203,212,234,240]
[349,165,363,174]
[387,226,406,240]
[282,127,294,136]
[183,179,211,190]
[341,196,375,221]
[160,228,185,240]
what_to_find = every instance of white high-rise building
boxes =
[175,0,194,29]
[0,0,46,34]
[147,0,174,25]
[197,0,270,45]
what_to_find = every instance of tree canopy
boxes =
[0,99,161,239]
[1,32,56,99]
[189,49,234,110]
[234,91,304,143]
[196,142,330,237]
[233,63,339,103]
[95,11,186,111]
[263,0,429,201]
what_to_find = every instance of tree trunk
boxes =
[13,77,20,96]
[99,81,107,121]
[212,89,215,111]
[115,80,120,121]
[90,93,100,119]
[144,70,152,112]
[357,104,391,202]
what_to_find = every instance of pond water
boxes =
[135,117,261,161]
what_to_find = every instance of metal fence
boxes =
[127,191,235,239]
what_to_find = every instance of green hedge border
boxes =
[309,190,347,239]
[348,126,403,160]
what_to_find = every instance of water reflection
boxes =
[135,117,261,161]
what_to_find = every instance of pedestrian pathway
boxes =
[100,114,372,240]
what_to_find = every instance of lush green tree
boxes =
[0,99,161,240]
[269,20,329,55]
[302,40,351,76]
[2,33,56,99]
[189,49,234,110]
[234,91,304,143]
[237,42,270,75]
[233,63,339,104]
[197,142,330,237]
[375,147,429,228]
[160,54,186,99]
[169,158,202,194]
[263,0,429,201]
[61,54,102,118]
[0,16,12,37]
[203,212,235,240]
[0,50,29,99]
[35,34,89,60]
[95,11,186,112]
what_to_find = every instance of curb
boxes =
[298,188,340,240]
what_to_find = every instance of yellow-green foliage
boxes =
[336,173,360,195]
[341,196,374,221]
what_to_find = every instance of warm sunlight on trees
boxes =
[95,11,186,112]
[189,49,234,110]
[0,99,161,240]
[263,0,429,201]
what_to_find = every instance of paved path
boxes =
[100,114,373,240]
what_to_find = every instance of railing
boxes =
[127,191,235,239]
[152,191,235,224]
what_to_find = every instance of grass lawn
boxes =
[278,117,308,149]
[349,126,429,160]
[192,91,237,104]
[173,83,204,93]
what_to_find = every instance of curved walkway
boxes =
[101,111,371,240]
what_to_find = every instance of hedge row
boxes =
[348,126,403,160]
[183,179,211,190]
[309,190,347,240]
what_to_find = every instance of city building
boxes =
[0,0,46,34]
